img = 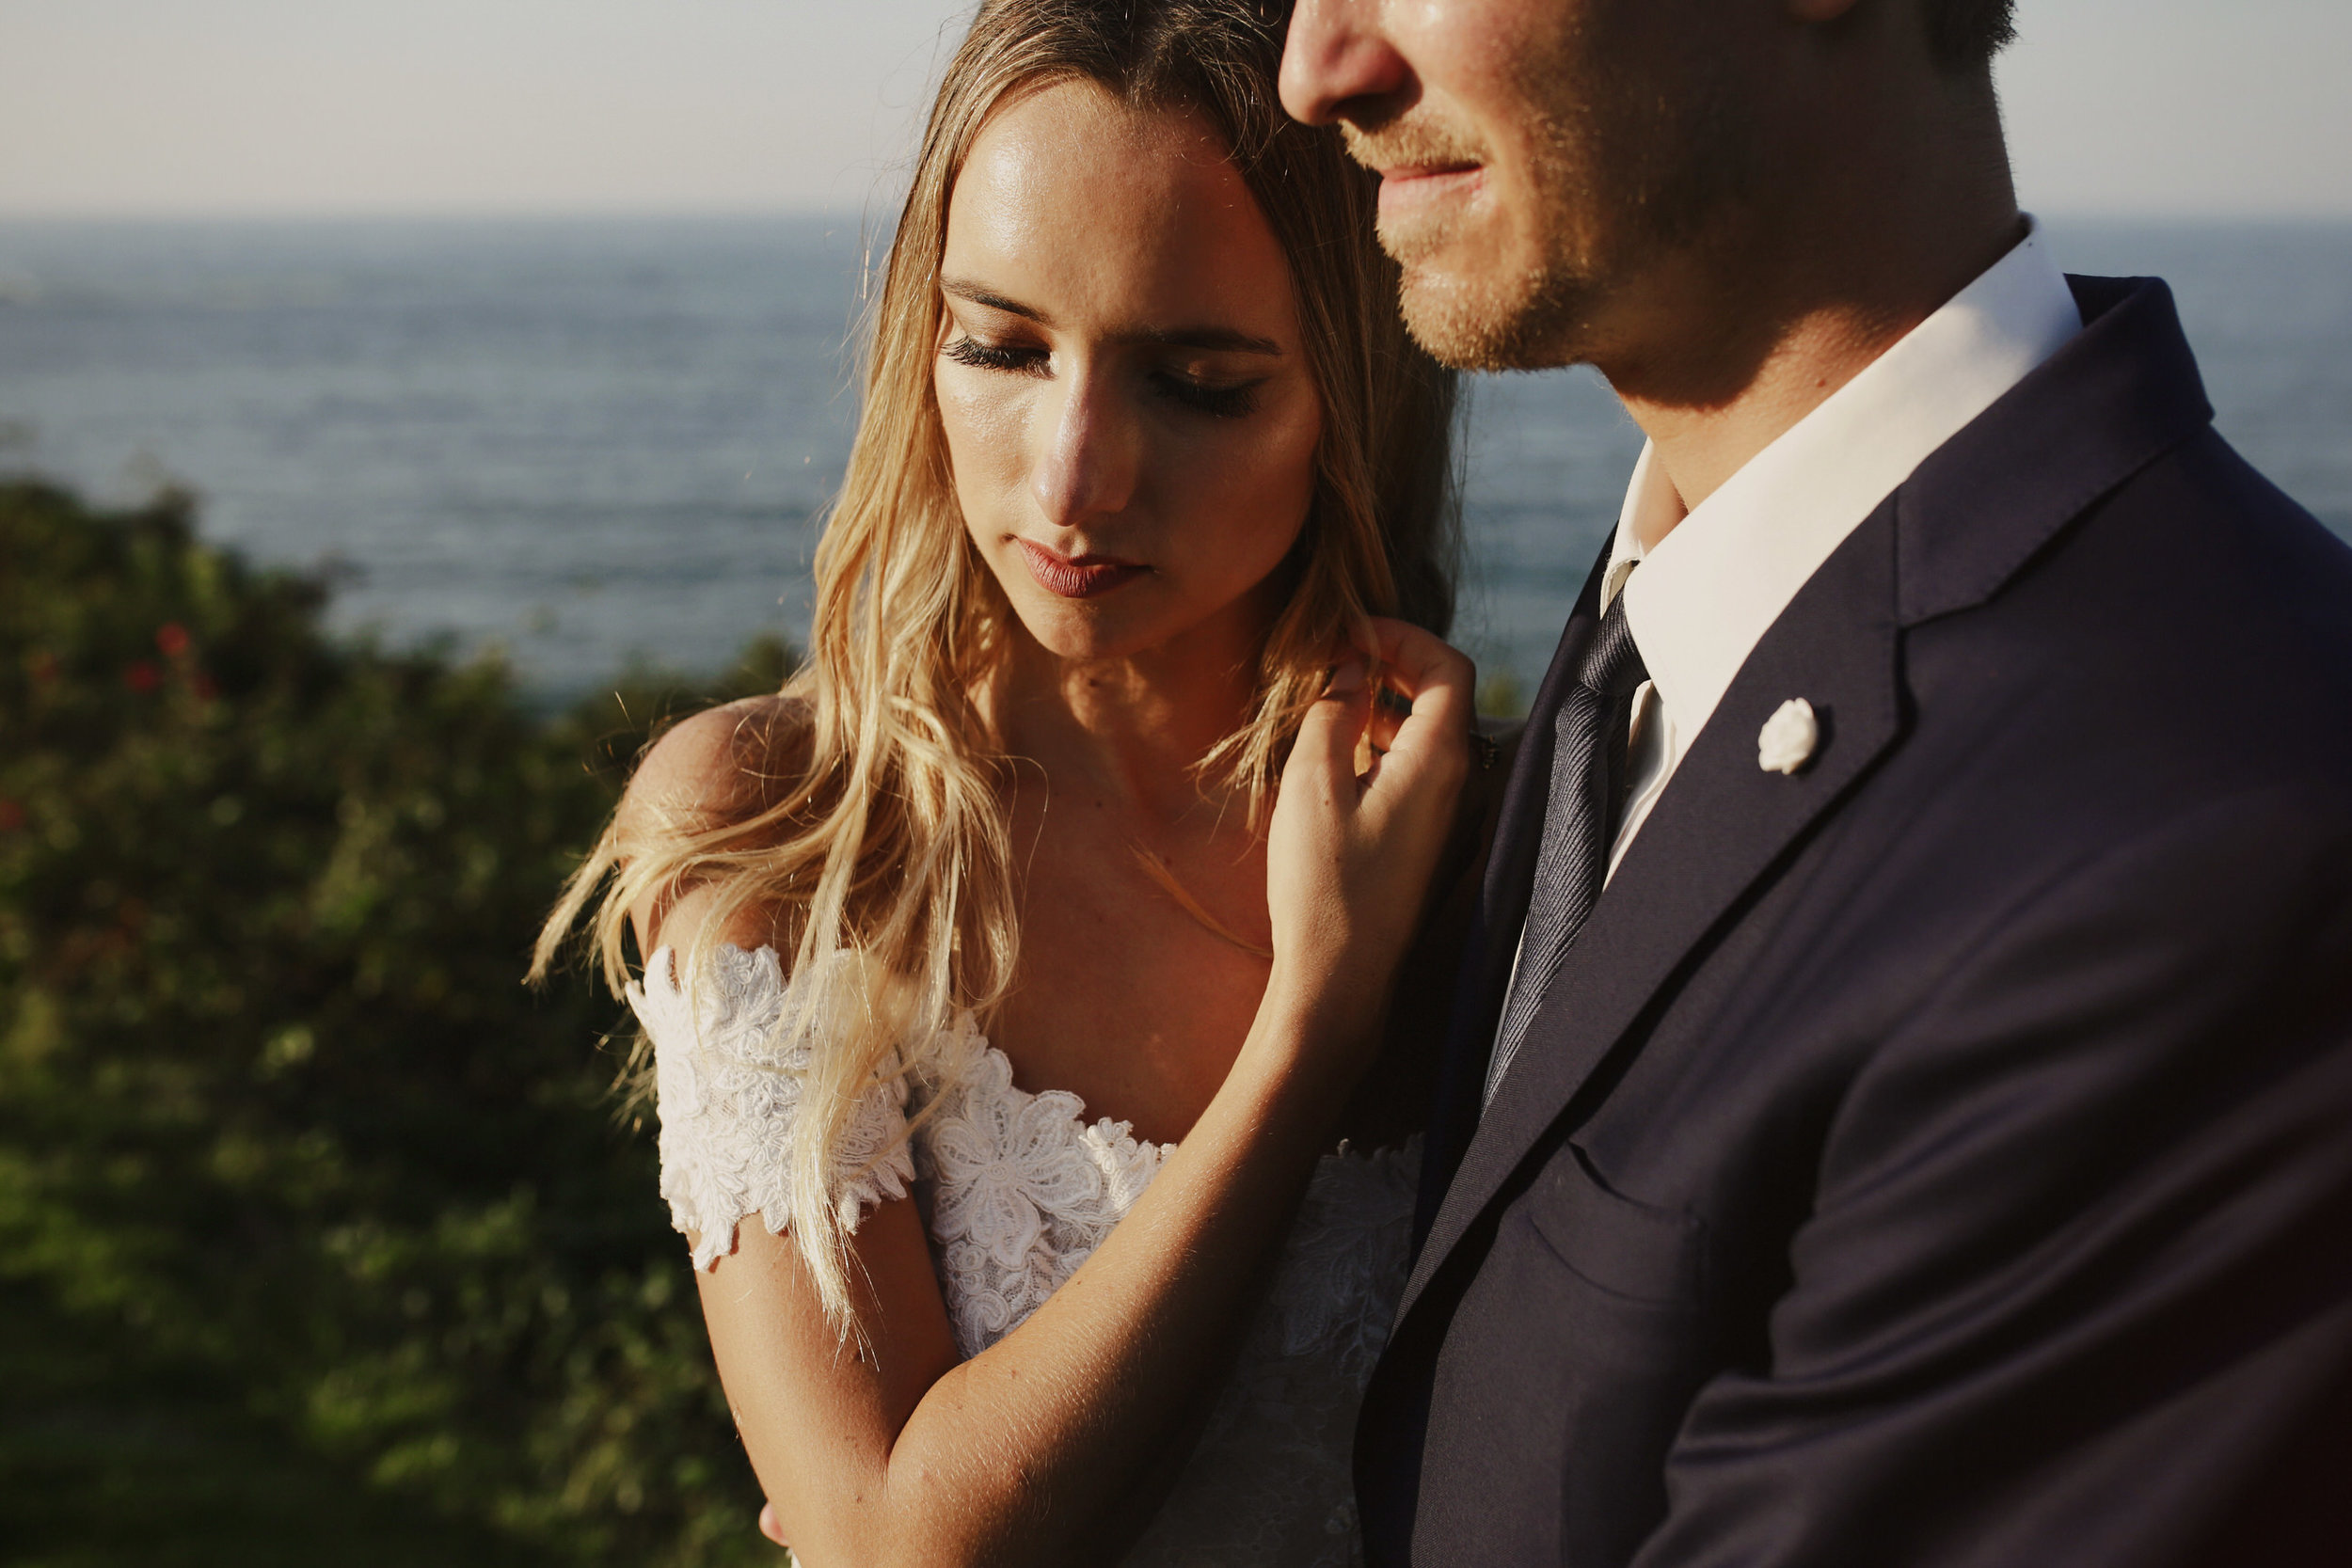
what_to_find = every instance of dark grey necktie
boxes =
[1484,593,1648,1104]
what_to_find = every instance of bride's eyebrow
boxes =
[939,277,1281,357]
[941,277,1053,325]
[1131,325,1282,357]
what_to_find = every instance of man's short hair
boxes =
[1925,0,2017,71]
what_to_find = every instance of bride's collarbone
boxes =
[993,845,1274,1149]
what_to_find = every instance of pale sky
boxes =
[0,0,2345,218]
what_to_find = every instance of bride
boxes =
[538,1,1484,1561]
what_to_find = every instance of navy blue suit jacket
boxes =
[1357,276,2352,1566]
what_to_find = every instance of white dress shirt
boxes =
[1599,221,2083,880]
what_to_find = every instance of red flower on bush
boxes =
[0,799,23,832]
[27,652,56,685]
[156,623,191,657]
[124,660,160,692]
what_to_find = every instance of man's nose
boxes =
[1280,0,1410,127]
[1030,369,1140,531]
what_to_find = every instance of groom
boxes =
[1284,2,2352,1564]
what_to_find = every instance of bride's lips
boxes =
[1376,163,1485,225]
[1015,538,1148,599]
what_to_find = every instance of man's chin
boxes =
[1394,260,1581,373]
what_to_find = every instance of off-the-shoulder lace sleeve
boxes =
[627,943,916,1271]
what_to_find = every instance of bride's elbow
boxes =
[760,1489,992,1568]
[793,1492,1051,1568]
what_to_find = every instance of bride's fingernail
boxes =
[1328,658,1366,694]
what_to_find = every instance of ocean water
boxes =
[2,215,2347,702]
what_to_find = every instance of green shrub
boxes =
[0,479,791,1563]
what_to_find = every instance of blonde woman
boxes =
[538,3,1488,1561]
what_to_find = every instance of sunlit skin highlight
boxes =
[609,68,1477,1568]
[937,82,1324,673]
[1282,0,2025,527]
[930,82,1337,1141]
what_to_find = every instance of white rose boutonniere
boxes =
[1757,698,1820,775]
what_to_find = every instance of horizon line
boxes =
[3,201,2352,227]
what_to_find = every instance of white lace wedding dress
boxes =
[631,942,1419,1567]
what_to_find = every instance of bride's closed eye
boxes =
[942,336,1049,376]
[941,335,1264,420]
[1150,369,1263,420]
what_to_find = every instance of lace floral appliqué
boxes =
[637,943,1419,1567]
[917,1022,1169,1357]
[629,944,915,1271]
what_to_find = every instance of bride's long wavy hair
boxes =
[534,0,1458,1328]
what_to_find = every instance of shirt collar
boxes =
[1601,218,2081,740]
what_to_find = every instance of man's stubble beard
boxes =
[1374,118,1607,373]
[1356,45,1756,374]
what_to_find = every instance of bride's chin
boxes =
[1009,611,1153,666]
[997,583,1172,666]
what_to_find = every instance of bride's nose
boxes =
[1030,366,1142,531]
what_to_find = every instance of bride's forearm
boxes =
[747,631,1470,1564]
[868,979,1370,1566]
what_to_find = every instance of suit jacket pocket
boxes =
[1522,1141,1708,1306]
[1421,1144,1719,1563]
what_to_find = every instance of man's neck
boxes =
[1598,72,2023,543]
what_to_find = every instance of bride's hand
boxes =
[1263,616,1475,1062]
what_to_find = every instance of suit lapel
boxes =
[1481,548,1613,938]
[1414,549,1612,1239]
[1393,273,2221,1330]
[1399,504,1905,1321]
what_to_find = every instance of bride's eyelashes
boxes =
[942,335,1049,376]
[1150,371,1263,420]
[940,335,1265,420]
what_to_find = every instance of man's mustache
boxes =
[1342,118,1490,175]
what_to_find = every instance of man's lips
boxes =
[1015,538,1148,599]
[1375,164,1485,223]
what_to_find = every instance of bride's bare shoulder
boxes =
[615,693,814,853]
[614,694,814,956]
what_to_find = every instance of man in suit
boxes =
[1282,1,2352,1563]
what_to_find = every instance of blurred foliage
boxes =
[0,479,795,1564]
[1474,668,1527,721]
